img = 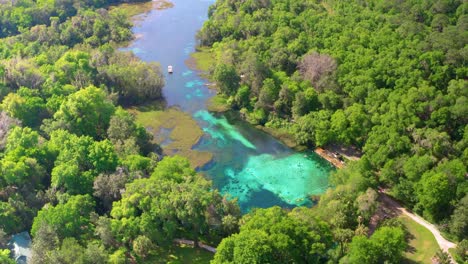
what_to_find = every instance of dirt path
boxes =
[379,192,456,262]
[317,145,457,261]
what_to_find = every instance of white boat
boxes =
[168,65,173,74]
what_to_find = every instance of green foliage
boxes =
[213,64,240,96]
[150,155,195,182]
[0,126,45,186]
[111,156,240,247]
[88,140,119,173]
[52,86,115,139]
[449,194,468,240]
[0,202,21,234]
[109,248,127,264]
[32,234,108,264]
[200,0,467,236]
[415,159,466,221]
[31,195,95,240]
[1,87,46,127]
[54,51,95,87]
[0,249,15,264]
[454,239,468,264]
[0,2,177,263]
[213,206,333,264]
[345,227,406,264]
[97,52,164,104]
[107,107,154,156]
[132,235,153,259]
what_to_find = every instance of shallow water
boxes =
[125,0,334,212]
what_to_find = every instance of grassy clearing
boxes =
[207,94,229,112]
[143,244,213,264]
[189,47,216,73]
[399,214,439,264]
[130,105,213,169]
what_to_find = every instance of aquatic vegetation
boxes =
[194,110,256,149]
[134,107,213,168]
[110,0,174,18]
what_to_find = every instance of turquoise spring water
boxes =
[124,0,334,212]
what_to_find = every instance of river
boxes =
[123,0,334,212]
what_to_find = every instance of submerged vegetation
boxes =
[132,106,213,168]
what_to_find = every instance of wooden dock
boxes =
[315,147,344,168]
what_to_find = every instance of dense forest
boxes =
[198,0,467,261]
[0,0,240,263]
[0,0,466,263]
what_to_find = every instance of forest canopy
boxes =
[199,0,467,244]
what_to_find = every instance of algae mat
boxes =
[133,107,213,169]
[110,0,174,18]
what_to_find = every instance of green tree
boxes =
[0,201,21,234]
[53,86,115,139]
[132,235,153,259]
[291,88,319,118]
[31,195,95,240]
[1,88,46,127]
[109,248,127,264]
[88,139,118,174]
[0,126,45,186]
[345,227,406,264]
[454,239,468,263]
[111,156,240,247]
[0,249,15,264]
[97,52,164,104]
[214,64,240,96]
[213,206,333,264]
[53,50,95,87]
[213,229,273,264]
[449,194,468,239]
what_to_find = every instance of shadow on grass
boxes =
[401,256,420,264]
[143,245,214,264]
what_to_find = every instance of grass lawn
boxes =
[400,214,439,263]
[143,244,213,264]
[129,105,213,169]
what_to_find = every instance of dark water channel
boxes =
[124,0,334,212]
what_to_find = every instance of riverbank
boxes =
[187,48,359,166]
[186,47,234,113]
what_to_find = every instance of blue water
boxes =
[124,0,334,212]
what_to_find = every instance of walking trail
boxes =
[379,191,456,262]
[317,145,457,261]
